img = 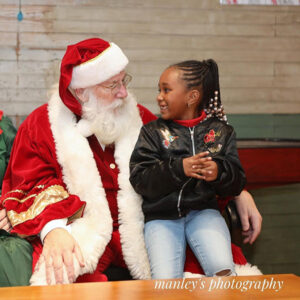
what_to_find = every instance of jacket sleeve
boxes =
[0,123,85,237]
[209,129,246,197]
[130,126,188,199]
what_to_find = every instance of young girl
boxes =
[129,59,246,279]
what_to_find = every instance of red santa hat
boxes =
[59,38,128,116]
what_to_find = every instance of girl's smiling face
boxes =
[157,67,201,120]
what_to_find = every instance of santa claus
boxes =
[1,38,261,286]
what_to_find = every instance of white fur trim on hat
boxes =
[69,42,128,89]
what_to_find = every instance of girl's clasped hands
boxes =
[183,151,218,181]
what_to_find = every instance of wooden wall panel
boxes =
[0,0,299,116]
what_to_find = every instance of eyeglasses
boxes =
[100,73,132,94]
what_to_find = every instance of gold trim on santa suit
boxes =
[7,185,69,227]
[4,194,37,204]
[3,189,27,196]
[2,185,46,204]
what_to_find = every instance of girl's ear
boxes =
[74,88,88,103]
[187,89,201,107]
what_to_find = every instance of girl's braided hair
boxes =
[170,59,227,122]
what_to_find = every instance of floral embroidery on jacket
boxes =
[208,144,222,153]
[204,129,220,144]
[204,129,222,153]
[160,128,178,149]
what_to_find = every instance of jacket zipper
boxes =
[189,127,196,156]
[177,126,196,217]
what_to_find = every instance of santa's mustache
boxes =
[81,90,133,145]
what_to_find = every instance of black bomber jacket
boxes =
[129,117,246,223]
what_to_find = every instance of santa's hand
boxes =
[234,190,262,244]
[0,208,12,232]
[39,228,85,284]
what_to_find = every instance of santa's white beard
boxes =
[81,89,137,145]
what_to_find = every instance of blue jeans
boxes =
[144,209,235,279]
